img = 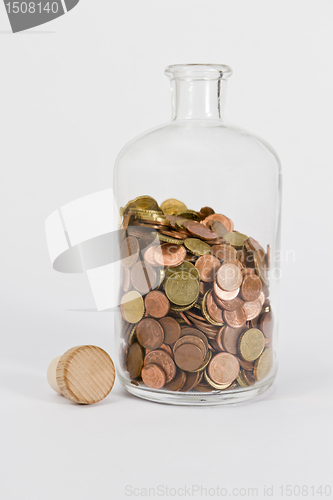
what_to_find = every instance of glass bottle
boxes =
[113,64,281,405]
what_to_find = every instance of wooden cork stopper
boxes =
[48,345,115,404]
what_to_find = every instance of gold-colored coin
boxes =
[176,210,201,221]
[120,291,145,324]
[128,326,137,346]
[161,198,187,215]
[204,370,235,390]
[123,195,161,214]
[154,232,185,245]
[201,290,224,326]
[236,370,249,387]
[184,238,212,256]
[223,231,248,248]
[253,347,274,382]
[164,261,200,282]
[170,299,198,312]
[165,271,200,306]
[238,328,265,362]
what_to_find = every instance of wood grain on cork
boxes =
[56,345,115,404]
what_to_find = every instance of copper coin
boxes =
[131,261,157,294]
[217,263,243,291]
[144,245,160,267]
[260,310,274,339]
[245,236,264,253]
[154,243,186,267]
[211,244,237,261]
[126,342,144,379]
[181,371,203,392]
[159,343,173,356]
[138,236,158,251]
[237,248,255,268]
[241,267,255,276]
[240,274,262,301]
[207,352,240,385]
[237,357,254,371]
[266,244,271,270]
[158,316,181,345]
[144,349,176,383]
[160,229,188,240]
[136,318,164,350]
[215,327,225,351]
[254,249,269,286]
[213,281,239,301]
[183,220,218,241]
[120,236,140,268]
[185,309,205,321]
[200,206,215,217]
[164,369,186,391]
[223,307,247,328]
[243,299,262,321]
[258,291,266,307]
[195,255,221,282]
[141,363,166,389]
[180,326,210,352]
[214,293,244,312]
[188,318,220,336]
[202,214,234,232]
[144,291,170,318]
[174,343,205,372]
[174,335,207,357]
[221,325,245,355]
[179,311,193,325]
[206,290,224,324]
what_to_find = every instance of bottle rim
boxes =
[165,63,233,81]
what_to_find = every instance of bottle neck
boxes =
[170,78,227,121]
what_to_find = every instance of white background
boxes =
[1,1,333,499]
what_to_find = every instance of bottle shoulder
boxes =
[114,121,281,174]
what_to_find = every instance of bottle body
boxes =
[113,65,281,405]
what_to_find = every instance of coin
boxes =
[211,244,237,261]
[214,293,244,312]
[120,291,145,324]
[136,318,164,350]
[161,198,187,215]
[154,243,186,267]
[200,206,215,217]
[238,328,265,361]
[223,231,248,248]
[174,335,207,358]
[207,352,240,386]
[213,281,239,301]
[260,311,274,340]
[159,229,188,240]
[144,349,176,383]
[204,369,234,390]
[211,220,228,237]
[180,326,210,352]
[141,363,166,389]
[176,210,201,221]
[195,255,221,282]
[245,236,264,253]
[184,238,212,256]
[131,261,157,294]
[188,349,212,373]
[243,299,262,321]
[120,236,140,268]
[240,274,262,301]
[124,195,161,214]
[164,369,187,391]
[144,245,160,267]
[155,232,185,245]
[223,307,247,328]
[159,316,181,345]
[202,213,234,232]
[126,342,145,379]
[183,220,218,241]
[144,291,170,318]
[221,325,245,355]
[217,262,243,291]
[204,290,224,325]
[165,271,200,306]
[253,347,273,381]
[181,371,203,392]
[174,343,205,371]
[254,249,269,285]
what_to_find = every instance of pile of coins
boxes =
[119,196,274,393]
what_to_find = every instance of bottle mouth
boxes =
[165,63,232,81]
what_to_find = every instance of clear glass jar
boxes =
[113,64,281,405]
